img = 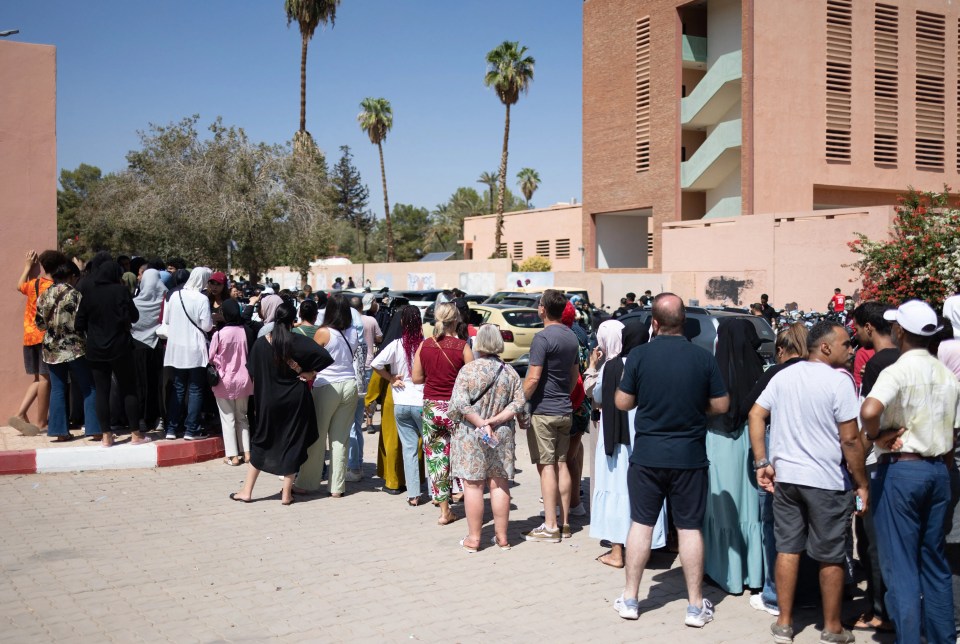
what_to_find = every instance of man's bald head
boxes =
[652,293,685,335]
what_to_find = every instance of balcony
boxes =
[682,35,707,69]
[681,50,742,128]
[681,119,742,191]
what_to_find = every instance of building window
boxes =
[826,0,853,162]
[635,16,651,173]
[555,239,571,259]
[916,10,945,171]
[874,3,898,166]
[513,241,523,260]
[536,240,550,257]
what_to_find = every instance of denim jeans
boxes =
[169,367,206,436]
[758,430,778,608]
[394,404,423,499]
[874,458,955,644]
[48,357,100,437]
[855,464,888,620]
[348,368,372,471]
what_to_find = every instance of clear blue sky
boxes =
[5,1,582,214]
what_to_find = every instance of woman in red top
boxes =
[413,302,473,525]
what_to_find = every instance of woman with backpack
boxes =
[209,299,253,466]
[294,293,361,498]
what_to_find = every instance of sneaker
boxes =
[569,502,587,517]
[750,593,780,616]
[613,595,639,620]
[684,598,714,628]
[183,432,209,441]
[345,469,363,482]
[155,419,165,432]
[818,629,854,644]
[771,623,794,643]
[561,524,572,538]
[164,430,177,440]
[523,523,561,543]
[366,426,376,435]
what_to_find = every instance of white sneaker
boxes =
[569,503,587,517]
[614,595,639,620]
[684,598,714,628]
[749,593,780,616]
[345,469,363,483]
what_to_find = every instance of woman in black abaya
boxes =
[230,302,332,505]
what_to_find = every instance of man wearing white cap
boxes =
[861,299,960,644]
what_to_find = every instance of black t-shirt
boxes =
[861,347,899,397]
[618,335,727,469]
[761,304,777,326]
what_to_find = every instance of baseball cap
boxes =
[362,293,375,311]
[209,271,227,285]
[883,299,943,336]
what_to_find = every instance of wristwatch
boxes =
[753,458,770,470]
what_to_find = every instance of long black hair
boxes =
[271,301,297,369]
[322,293,353,331]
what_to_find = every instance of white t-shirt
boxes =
[755,360,860,491]
[162,290,213,369]
[943,294,960,339]
[371,338,424,407]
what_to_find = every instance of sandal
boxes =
[490,536,511,551]
[224,457,241,466]
[438,512,457,526]
[229,492,251,503]
[596,550,625,569]
[459,537,479,553]
[407,497,422,507]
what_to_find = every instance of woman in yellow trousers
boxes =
[367,370,409,493]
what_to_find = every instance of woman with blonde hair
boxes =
[413,302,473,525]
[448,324,526,551]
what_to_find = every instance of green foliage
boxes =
[518,255,551,272]
[849,187,960,306]
[284,0,339,37]
[477,170,498,213]
[57,163,103,251]
[516,167,541,206]
[71,115,331,281]
[357,98,393,146]
[369,203,432,263]
[484,41,536,107]
[330,145,373,260]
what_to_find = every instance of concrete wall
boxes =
[707,0,742,67]
[661,206,895,311]
[0,42,58,418]
[460,204,582,272]
[595,211,649,269]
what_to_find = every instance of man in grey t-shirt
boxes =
[522,289,579,543]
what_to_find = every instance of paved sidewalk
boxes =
[0,432,891,643]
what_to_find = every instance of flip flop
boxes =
[596,551,625,569]
[9,417,41,437]
[281,497,295,506]
[459,537,479,553]
[490,536,511,551]
[229,493,251,503]
[51,435,75,443]
[223,457,241,466]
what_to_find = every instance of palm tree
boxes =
[357,97,396,262]
[477,170,498,213]
[284,0,340,149]
[516,168,540,207]
[484,41,535,257]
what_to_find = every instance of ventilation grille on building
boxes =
[916,10,945,170]
[635,16,651,173]
[555,239,571,259]
[497,243,507,257]
[826,0,853,162]
[647,233,654,257]
[874,3,898,166]
[512,241,523,260]
[536,240,550,257]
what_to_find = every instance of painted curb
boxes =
[1,437,224,475]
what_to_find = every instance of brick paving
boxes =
[0,430,893,643]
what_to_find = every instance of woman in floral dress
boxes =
[448,324,527,551]
[412,303,473,525]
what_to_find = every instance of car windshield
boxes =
[502,310,543,328]
[401,291,441,302]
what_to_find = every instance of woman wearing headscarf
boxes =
[75,260,149,447]
[161,266,213,440]
[590,317,667,567]
[702,317,766,594]
[230,302,333,505]
[370,305,424,501]
[256,294,283,339]
[131,268,167,431]
[210,299,254,466]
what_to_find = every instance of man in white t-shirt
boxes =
[345,295,383,481]
[748,321,867,644]
[944,291,960,339]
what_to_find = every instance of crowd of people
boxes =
[13,247,960,643]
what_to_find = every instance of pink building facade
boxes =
[0,42,58,418]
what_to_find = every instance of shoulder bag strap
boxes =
[432,337,458,369]
[469,362,505,406]
[178,291,206,335]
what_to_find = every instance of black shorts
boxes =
[773,482,853,564]
[23,344,49,376]
[627,463,707,530]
